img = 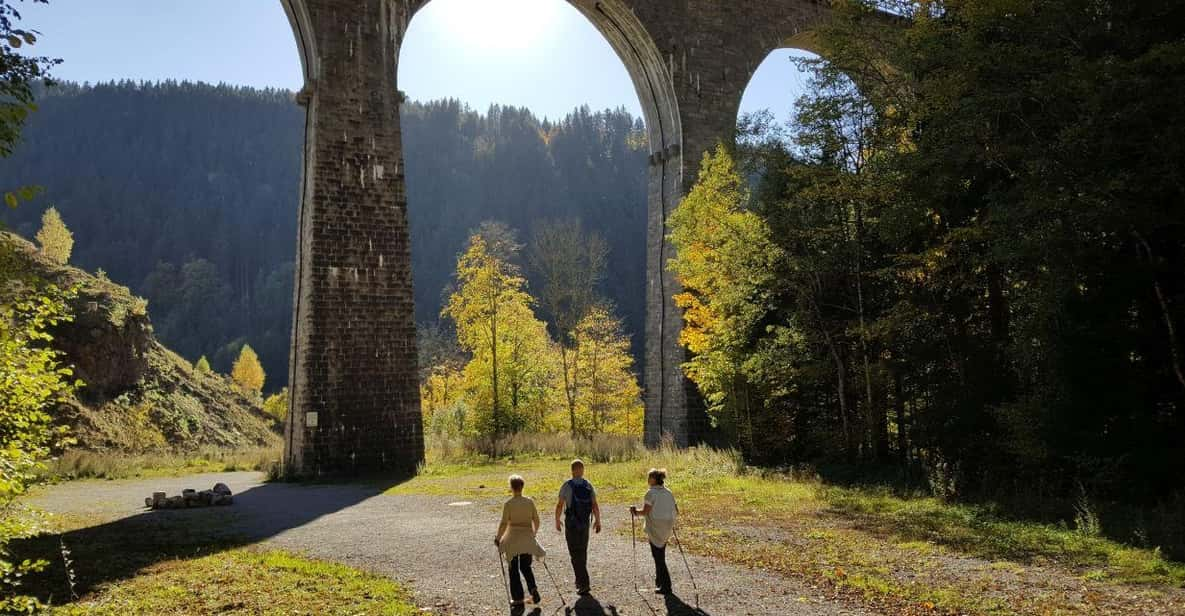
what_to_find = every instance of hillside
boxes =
[1,231,280,453]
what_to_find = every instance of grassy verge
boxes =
[48,549,418,615]
[40,446,282,481]
[392,446,1185,615]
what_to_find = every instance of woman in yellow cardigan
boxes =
[495,474,547,606]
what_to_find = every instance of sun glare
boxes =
[425,0,564,52]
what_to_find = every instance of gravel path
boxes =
[28,471,876,616]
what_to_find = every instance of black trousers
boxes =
[565,525,591,590]
[651,542,672,591]
[508,554,537,601]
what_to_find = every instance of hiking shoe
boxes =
[530,589,542,604]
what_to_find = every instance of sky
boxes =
[19,0,812,125]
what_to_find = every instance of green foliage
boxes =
[263,387,288,423]
[670,0,1185,555]
[0,283,77,612]
[34,206,71,264]
[230,343,264,396]
[193,355,210,373]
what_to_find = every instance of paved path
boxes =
[29,472,876,616]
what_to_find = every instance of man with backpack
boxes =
[555,458,601,595]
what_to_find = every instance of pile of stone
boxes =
[146,482,234,509]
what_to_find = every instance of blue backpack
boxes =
[564,479,594,529]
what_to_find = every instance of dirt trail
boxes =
[28,471,875,615]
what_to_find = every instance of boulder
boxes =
[212,482,232,496]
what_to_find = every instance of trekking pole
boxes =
[539,558,569,613]
[671,525,700,610]
[630,512,659,616]
[630,514,639,592]
[496,544,513,607]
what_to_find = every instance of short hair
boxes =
[648,468,667,485]
[571,459,584,470]
[509,474,525,491]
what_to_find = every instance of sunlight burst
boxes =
[425,0,565,52]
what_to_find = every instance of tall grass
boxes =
[427,432,646,463]
[42,446,282,481]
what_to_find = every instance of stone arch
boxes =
[280,0,689,476]
[279,0,318,93]
[278,0,879,476]
[395,0,685,443]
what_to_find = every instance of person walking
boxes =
[629,468,677,594]
[555,459,600,595]
[496,474,546,607]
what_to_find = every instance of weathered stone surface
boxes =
[279,0,840,474]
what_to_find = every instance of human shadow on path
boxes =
[664,591,712,616]
[13,476,406,605]
[568,593,620,616]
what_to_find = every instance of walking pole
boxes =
[671,525,700,610]
[631,511,659,616]
[496,544,513,607]
[539,558,569,613]
[630,514,640,592]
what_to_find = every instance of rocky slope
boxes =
[2,231,280,453]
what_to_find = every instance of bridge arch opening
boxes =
[737,47,821,143]
[388,0,680,443]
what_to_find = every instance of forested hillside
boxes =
[0,81,648,390]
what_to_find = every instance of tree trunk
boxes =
[1134,231,1185,397]
[560,343,579,438]
[854,202,878,460]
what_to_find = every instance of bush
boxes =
[0,284,77,611]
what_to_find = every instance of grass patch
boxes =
[821,485,1185,587]
[41,446,281,481]
[48,549,418,615]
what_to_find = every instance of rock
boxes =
[212,482,232,496]
[152,491,167,506]
[214,495,233,506]
[145,497,153,508]
[166,495,184,508]
[182,488,196,497]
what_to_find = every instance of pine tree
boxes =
[231,344,265,396]
[194,355,211,373]
[35,207,73,265]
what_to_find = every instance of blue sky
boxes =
[19,0,811,125]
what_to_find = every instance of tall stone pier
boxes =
[280,0,836,476]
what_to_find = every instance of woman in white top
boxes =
[495,474,546,606]
[629,468,677,594]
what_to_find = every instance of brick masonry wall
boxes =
[283,0,833,474]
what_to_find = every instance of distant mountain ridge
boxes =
[0,81,649,390]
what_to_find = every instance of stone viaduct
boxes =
[279,0,836,477]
